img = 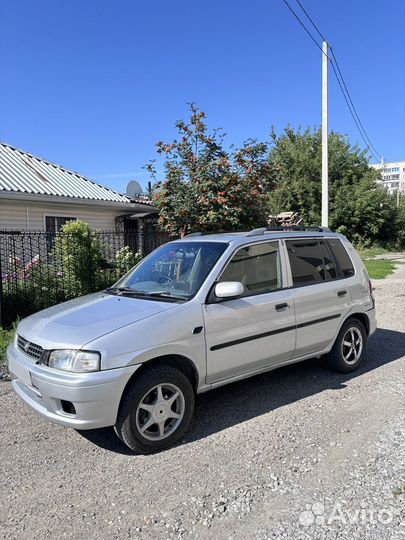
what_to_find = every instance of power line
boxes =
[293,0,382,159]
[329,60,380,161]
[291,0,381,160]
[294,0,327,42]
[281,0,382,161]
[281,0,326,57]
[329,47,382,159]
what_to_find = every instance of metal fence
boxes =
[0,228,171,327]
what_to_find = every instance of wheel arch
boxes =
[120,354,199,404]
[341,312,371,335]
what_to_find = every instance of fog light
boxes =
[60,400,76,415]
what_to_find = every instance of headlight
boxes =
[47,350,100,373]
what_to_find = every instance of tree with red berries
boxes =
[146,104,273,236]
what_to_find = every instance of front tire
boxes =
[326,318,367,373]
[115,364,194,454]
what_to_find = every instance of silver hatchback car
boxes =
[8,226,376,454]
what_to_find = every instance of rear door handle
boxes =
[337,290,347,297]
[275,302,288,311]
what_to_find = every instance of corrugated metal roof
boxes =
[0,142,132,204]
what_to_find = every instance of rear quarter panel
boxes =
[340,237,374,312]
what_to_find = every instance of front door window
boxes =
[220,241,282,296]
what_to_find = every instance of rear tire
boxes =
[115,364,194,454]
[325,318,367,373]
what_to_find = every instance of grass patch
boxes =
[0,324,16,367]
[363,258,397,279]
[358,246,391,259]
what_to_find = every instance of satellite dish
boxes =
[126,180,143,199]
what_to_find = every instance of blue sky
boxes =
[1,0,404,193]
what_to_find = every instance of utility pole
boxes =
[322,40,329,228]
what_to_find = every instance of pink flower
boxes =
[24,254,40,272]
[9,256,22,267]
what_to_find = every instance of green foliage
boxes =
[53,220,103,295]
[147,111,404,247]
[2,276,66,328]
[147,104,274,236]
[268,127,402,247]
[363,259,397,279]
[395,194,405,249]
[332,176,399,246]
[358,246,391,259]
[0,322,17,365]
[1,224,144,326]
[115,246,143,275]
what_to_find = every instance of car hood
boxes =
[17,292,178,349]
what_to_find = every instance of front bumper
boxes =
[7,342,140,430]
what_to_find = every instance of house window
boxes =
[45,216,76,233]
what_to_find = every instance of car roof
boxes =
[169,229,343,248]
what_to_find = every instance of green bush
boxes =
[115,246,143,275]
[395,195,405,249]
[2,281,66,327]
[53,220,103,296]
[1,229,145,326]
[0,322,17,366]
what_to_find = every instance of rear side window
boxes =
[286,239,325,286]
[326,239,355,278]
[318,240,338,280]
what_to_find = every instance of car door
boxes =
[203,240,296,384]
[285,237,352,359]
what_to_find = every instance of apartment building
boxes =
[370,159,405,194]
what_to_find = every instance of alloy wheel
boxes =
[135,383,185,441]
[341,327,363,365]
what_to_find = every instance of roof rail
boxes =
[246,225,331,237]
[184,231,233,237]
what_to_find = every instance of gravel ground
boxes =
[0,266,404,540]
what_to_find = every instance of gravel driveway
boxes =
[1,266,404,540]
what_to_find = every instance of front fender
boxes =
[86,300,207,388]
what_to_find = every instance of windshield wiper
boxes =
[105,286,148,295]
[146,291,188,300]
[105,287,187,301]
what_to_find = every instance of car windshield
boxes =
[110,241,228,301]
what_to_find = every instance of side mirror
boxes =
[215,281,244,299]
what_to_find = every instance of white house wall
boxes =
[0,200,123,231]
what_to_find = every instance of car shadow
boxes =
[77,327,404,455]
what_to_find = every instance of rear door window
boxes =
[286,239,325,286]
[326,239,355,278]
[318,240,338,280]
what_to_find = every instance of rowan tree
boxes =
[147,104,273,236]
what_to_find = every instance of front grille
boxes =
[17,335,45,361]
